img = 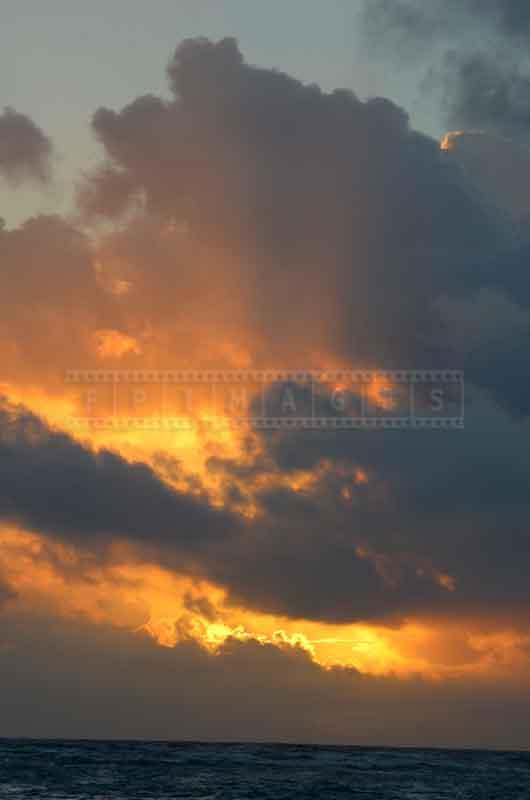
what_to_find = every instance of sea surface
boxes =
[1,739,529,799]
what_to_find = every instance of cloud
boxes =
[93,329,142,359]
[83,37,505,373]
[2,39,530,630]
[441,52,530,143]
[0,107,53,184]
[256,379,530,627]
[2,38,530,699]
[0,215,119,387]
[0,578,14,609]
[0,399,457,625]
[4,36,530,745]
[2,38,525,419]
[4,387,530,632]
[436,287,530,356]
[76,163,142,220]
[77,36,530,428]
[0,398,240,568]
[470,0,530,36]
[358,1,530,141]
[441,130,530,219]
[2,609,530,749]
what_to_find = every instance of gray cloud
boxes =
[4,387,530,630]
[441,131,530,219]
[252,382,530,627]
[442,52,530,143]
[361,1,530,45]
[80,37,530,425]
[0,107,53,184]
[359,1,530,142]
[1,610,530,749]
[0,399,458,625]
[0,398,240,571]
[76,163,142,220]
[85,37,505,372]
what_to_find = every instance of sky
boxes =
[3,0,530,748]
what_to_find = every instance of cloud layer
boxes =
[2,610,530,749]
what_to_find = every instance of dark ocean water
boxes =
[1,739,529,799]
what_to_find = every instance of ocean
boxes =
[1,739,529,799]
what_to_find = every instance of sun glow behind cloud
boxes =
[0,348,517,685]
[1,523,528,682]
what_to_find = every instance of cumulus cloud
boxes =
[83,37,505,372]
[73,35,530,423]
[0,107,53,184]
[3,38,526,416]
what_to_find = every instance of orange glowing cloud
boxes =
[93,329,142,359]
[1,525,527,682]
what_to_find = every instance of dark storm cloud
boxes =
[0,399,461,625]
[360,1,530,142]
[2,611,530,749]
[4,390,530,629]
[254,382,530,627]
[0,399,239,566]
[0,107,52,184]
